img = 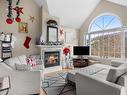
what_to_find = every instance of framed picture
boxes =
[19,22,28,33]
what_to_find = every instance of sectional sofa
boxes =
[67,61,127,95]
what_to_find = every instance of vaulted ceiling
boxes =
[46,0,101,29]
[35,0,127,29]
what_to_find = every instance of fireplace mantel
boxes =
[36,45,63,49]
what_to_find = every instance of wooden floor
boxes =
[40,68,72,95]
[40,89,47,95]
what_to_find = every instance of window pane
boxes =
[90,15,121,32]
[103,33,108,57]
[106,18,122,29]
[109,32,115,57]
[114,32,121,58]
[90,23,102,32]
[90,34,95,56]
[99,33,104,57]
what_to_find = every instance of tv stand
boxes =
[73,57,89,67]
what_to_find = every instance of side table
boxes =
[0,76,10,95]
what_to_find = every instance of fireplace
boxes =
[44,51,60,68]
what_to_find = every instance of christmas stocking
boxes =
[24,36,31,49]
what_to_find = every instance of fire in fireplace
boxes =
[44,51,60,68]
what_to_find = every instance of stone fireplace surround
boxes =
[37,45,63,74]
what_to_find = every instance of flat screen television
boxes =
[73,46,89,55]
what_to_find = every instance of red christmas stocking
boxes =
[24,36,31,49]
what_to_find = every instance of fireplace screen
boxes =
[44,51,60,68]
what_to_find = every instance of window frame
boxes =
[86,13,125,60]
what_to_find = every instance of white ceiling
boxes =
[46,0,101,29]
[34,0,127,29]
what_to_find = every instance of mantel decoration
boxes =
[6,0,24,24]
[63,47,70,68]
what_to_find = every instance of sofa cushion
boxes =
[111,60,126,67]
[4,57,21,69]
[18,55,27,64]
[106,63,127,83]
[15,64,31,71]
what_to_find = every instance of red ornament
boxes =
[63,47,70,56]
[6,18,13,24]
[15,17,21,22]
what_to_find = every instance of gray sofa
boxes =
[67,62,127,95]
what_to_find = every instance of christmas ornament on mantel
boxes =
[6,0,24,24]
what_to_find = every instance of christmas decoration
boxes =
[63,47,70,56]
[63,47,71,68]
[26,56,37,67]
[60,29,64,35]
[29,16,35,23]
[13,0,23,22]
[6,0,23,24]
[13,7,23,14]
[6,18,13,24]
[24,36,31,49]
[15,17,21,22]
[6,0,13,24]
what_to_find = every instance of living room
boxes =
[0,0,127,95]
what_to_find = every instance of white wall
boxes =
[0,0,42,57]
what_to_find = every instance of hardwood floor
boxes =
[40,68,72,95]
[40,89,47,95]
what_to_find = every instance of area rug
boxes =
[42,72,76,95]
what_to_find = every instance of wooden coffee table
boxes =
[0,76,10,95]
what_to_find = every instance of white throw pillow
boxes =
[15,64,31,71]
[106,63,127,83]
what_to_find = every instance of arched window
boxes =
[89,14,122,32]
[86,13,123,58]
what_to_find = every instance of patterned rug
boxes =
[42,72,76,95]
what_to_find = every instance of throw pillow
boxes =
[26,56,37,67]
[15,64,31,71]
[106,63,127,83]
